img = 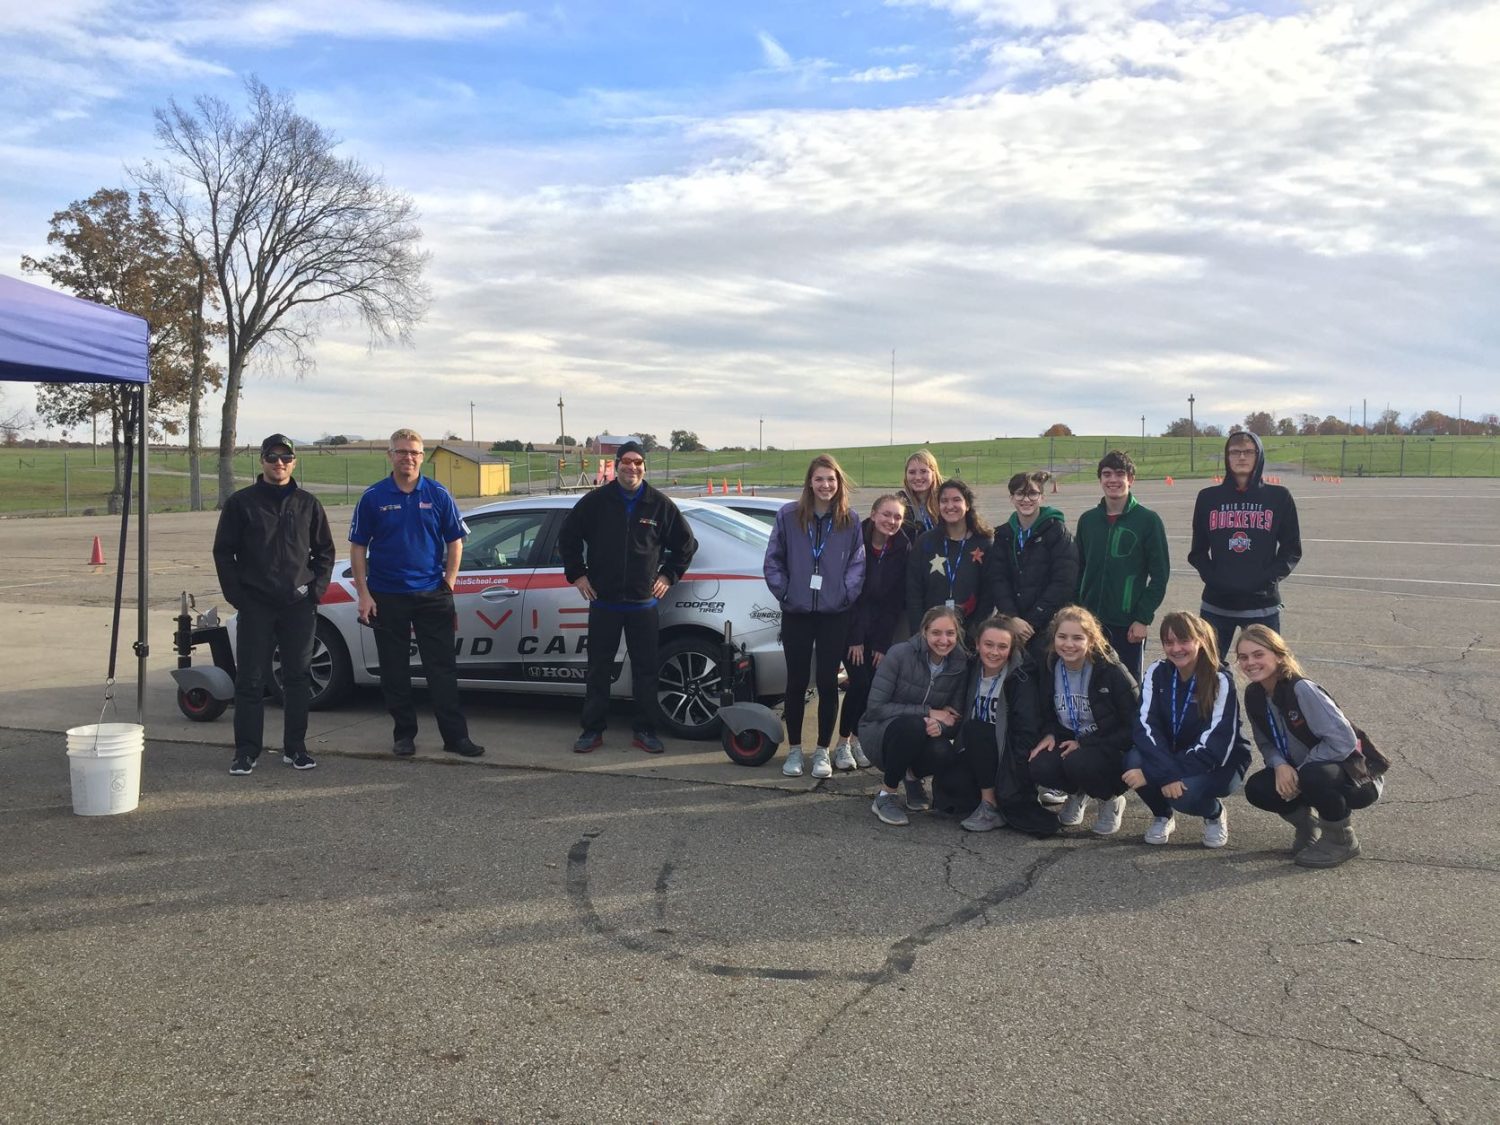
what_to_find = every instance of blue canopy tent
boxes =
[0,273,152,720]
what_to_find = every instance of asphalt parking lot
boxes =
[2,476,1497,1123]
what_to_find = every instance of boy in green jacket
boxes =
[1074,450,1169,681]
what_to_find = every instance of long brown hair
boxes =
[796,454,854,531]
[937,478,992,538]
[1235,624,1305,682]
[1159,611,1221,719]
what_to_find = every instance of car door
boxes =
[518,512,600,689]
[451,508,551,682]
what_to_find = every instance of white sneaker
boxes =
[1057,793,1088,827]
[1144,815,1177,845]
[1092,794,1127,835]
[1037,787,1069,806]
[1203,807,1229,849]
[782,746,804,777]
[810,747,833,779]
[851,737,871,769]
[832,742,857,772]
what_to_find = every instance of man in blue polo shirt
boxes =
[349,427,484,758]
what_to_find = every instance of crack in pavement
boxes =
[566,831,1068,985]
[1184,1002,1499,1085]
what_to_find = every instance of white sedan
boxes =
[257,494,788,739]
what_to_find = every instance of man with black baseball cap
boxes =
[213,433,335,775]
[557,439,696,754]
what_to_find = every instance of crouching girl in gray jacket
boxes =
[859,606,970,826]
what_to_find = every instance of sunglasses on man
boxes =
[263,453,296,464]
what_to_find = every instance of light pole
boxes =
[469,400,475,444]
[1188,394,1196,473]
[1140,414,1145,441]
[557,396,566,455]
[759,417,764,451]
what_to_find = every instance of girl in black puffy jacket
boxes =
[984,470,1078,665]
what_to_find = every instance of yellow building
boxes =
[428,443,513,498]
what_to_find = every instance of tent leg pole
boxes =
[137,383,150,725]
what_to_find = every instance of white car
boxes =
[248,494,788,739]
[695,494,791,528]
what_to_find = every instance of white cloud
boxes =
[757,30,795,70]
[836,64,924,83]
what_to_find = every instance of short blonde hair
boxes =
[389,427,423,448]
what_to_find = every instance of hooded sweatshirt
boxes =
[1075,493,1170,628]
[1187,432,1302,613]
[984,506,1078,637]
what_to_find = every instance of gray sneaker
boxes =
[1057,793,1088,827]
[831,742,857,772]
[960,800,1004,833]
[872,791,909,826]
[1092,794,1127,835]
[903,777,930,812]
[851,738,871,769]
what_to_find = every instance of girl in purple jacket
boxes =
[834,494,909,771]
[764,455,866,780]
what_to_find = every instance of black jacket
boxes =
[1041,654,1139,757]
[846,518,909,655]
[907,527,993,635]
[984,508,1079,637]
[557,481,697,602]
[213,477,335,609]
[1188,432,1302,611]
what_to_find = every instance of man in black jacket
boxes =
[557,441,696,754]
[213,434,335,775]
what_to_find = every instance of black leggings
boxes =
[959,719,1001,791]
[839,659,876,738]
[781,610,850,748]
[1029,739,1129,800]
[1244,762,1380,822]
[879,714,958,790]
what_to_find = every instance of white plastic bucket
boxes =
[65,723,145,816]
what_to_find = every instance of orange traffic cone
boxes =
[722,478,729,494]
[88,535,105,566]
[707,478,715,495]
[736,479,743,494]
[1165,476,1174,486]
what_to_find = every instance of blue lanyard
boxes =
[1059,663,1082,733]
[944,535,969,594]
[808,514,832,571]
[1265,702,1290,758]
[1014,523,1033,556]
[1170,672,1197,743]
[917,507,934,533]
[974,673,1003,722]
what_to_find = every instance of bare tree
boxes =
[138,77,429,506]
[0,390,27,444]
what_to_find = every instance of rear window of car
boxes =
[686,506,771,547]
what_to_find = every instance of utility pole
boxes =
[1458,394,1463,437]
[889,349,895,447]
[1188,394,1196,473]
[469,400,475,444]
[557,396,566,455]
[1140,414,1145,441]
[759,416,764,451]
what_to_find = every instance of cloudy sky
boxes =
[2,0,1495,448]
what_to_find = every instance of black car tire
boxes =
[177,685,228,723]
[654,634,725,740]
[270,617,353,711]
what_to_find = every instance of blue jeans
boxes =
[1201,609,1280,666]
[1134,761,1245,819]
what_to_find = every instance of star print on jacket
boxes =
[969,547,985,564]
[930,553,947,574]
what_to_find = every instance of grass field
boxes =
[3,434,1496,516]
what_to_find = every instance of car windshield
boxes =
[685,505,770,546]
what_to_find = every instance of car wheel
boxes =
[655,635,724,740]
[721,726,777,767]
[270,618,353,711]
[177,686,227,723]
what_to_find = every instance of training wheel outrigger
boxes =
[715,621,783,767]
[170,591,236,722]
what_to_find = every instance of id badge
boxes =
[944,598,956,609]
[809,574,824,591]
